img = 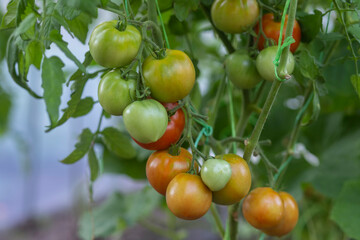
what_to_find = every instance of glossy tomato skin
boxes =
[166,173,212,220]
[256,46,295,82]
[146,148,193,195]
[89,21,141,68]
[255,13,301,53]
[225,52,262,89]
[142,49,195,103]
[133,102,185,150]
[212,154,251,205]
[201,159,232,191]
[263,192,299,237]
[97,71,135,116]
[123,99,168,144]
[242,187,284,229]
[211,0,259,34]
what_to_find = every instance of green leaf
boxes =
[298,10,322,42]
[55,0,81,20]
[49,30,86,73]
[349,24,360,43]
[64,0,100,18]
[41,56,66,127]
[71,97,95,118]
[68,51,93,84]
[61,128,93,164]
[298,49,320,80]
[174,0,200,21]
[331,179,360,240]
[317,32,344,42]
[0,0,18,29]
[13,12,36,36]
[101,127,136,159]
[88,147,99,181]
[0,87,12,135]
[351,75,360,99]
[67,12,93,44]
[25,40,44,70]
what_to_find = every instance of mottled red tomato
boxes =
[146,148,193,195]
[254,13,301,53]
[166,173,212,220]
[133,102,185,150]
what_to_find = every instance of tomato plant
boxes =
[200,158,232,191]
[142,49,196,103]
[97,71,136,116]
[225,51,262,89]
[166,173,212,220]
[146,148,193,195]
[254,13,301,53]
[133,102,185,150]
[256,46,295,82]
[212,154,251,205]
[211,0,259,33]
[123,99,168,143]
[89,21,141,68]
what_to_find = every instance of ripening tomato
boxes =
[166,173,212,220]
[200,159,232,191]
[123,99,168,143]
[142,49,196,103]
[254,13,301,53]
[89,21,141,68]
[212,154,251,205]
[146,148,193,195]
[97,71,135,116]
[263,192,299,237]
[211,0,259,33]
[133,102,185,150]
[242,187,284,229]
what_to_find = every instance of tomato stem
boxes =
[147,0,165,48]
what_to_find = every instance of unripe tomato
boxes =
[254,13,301,53]
[256,46,295,82]
[123,99,168,143]
[89,21,141,68]
[211,0,259,33]
[142,49,196,103]
[133,102,185,150]
[146,148,193,195]
[242,187,284,229]
[212,154,251,205]
[225,52,262,89]
[200,159,232,191]
[97,71,135,116]
[263,192,299,237]
[166,173,212,220]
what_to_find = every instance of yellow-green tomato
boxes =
[142,49,196,103]
[98,71,135,116]
[123,99,168,144]
[200,159,232,191]
[89,21,141,68]
[225,52,262,89]
[256,46,295,82]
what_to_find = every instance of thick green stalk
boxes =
[147,0,164,48]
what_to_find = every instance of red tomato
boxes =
[133,102,185,150]
[254,13,301,53]
[146,148,193,195]
[166,173,212,220]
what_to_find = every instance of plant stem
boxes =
[227,80,237,153]
[210,204,225,237]
[147,0,164,48]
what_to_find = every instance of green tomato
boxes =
[89,20,141,68]
[225,52,262,89]
[256,46,295,82]
[98,71,136,116]
[200,159,232,191]
[123,99,168,144]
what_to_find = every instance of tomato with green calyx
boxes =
[142,49,195,103]
[255,13,301,53]
[256,46,295,82]
[212,154,251,205]
[263,192,299,237]
[146,148,193,195]
[97,71,135,116]
[89,20,141,68]
[211,0,259,34]
[242,187,284,230]
[225,52,262,89]
[123,99,168,143]
[200,159,232,191]
[166,173,212,220]
[133,102,185,150]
